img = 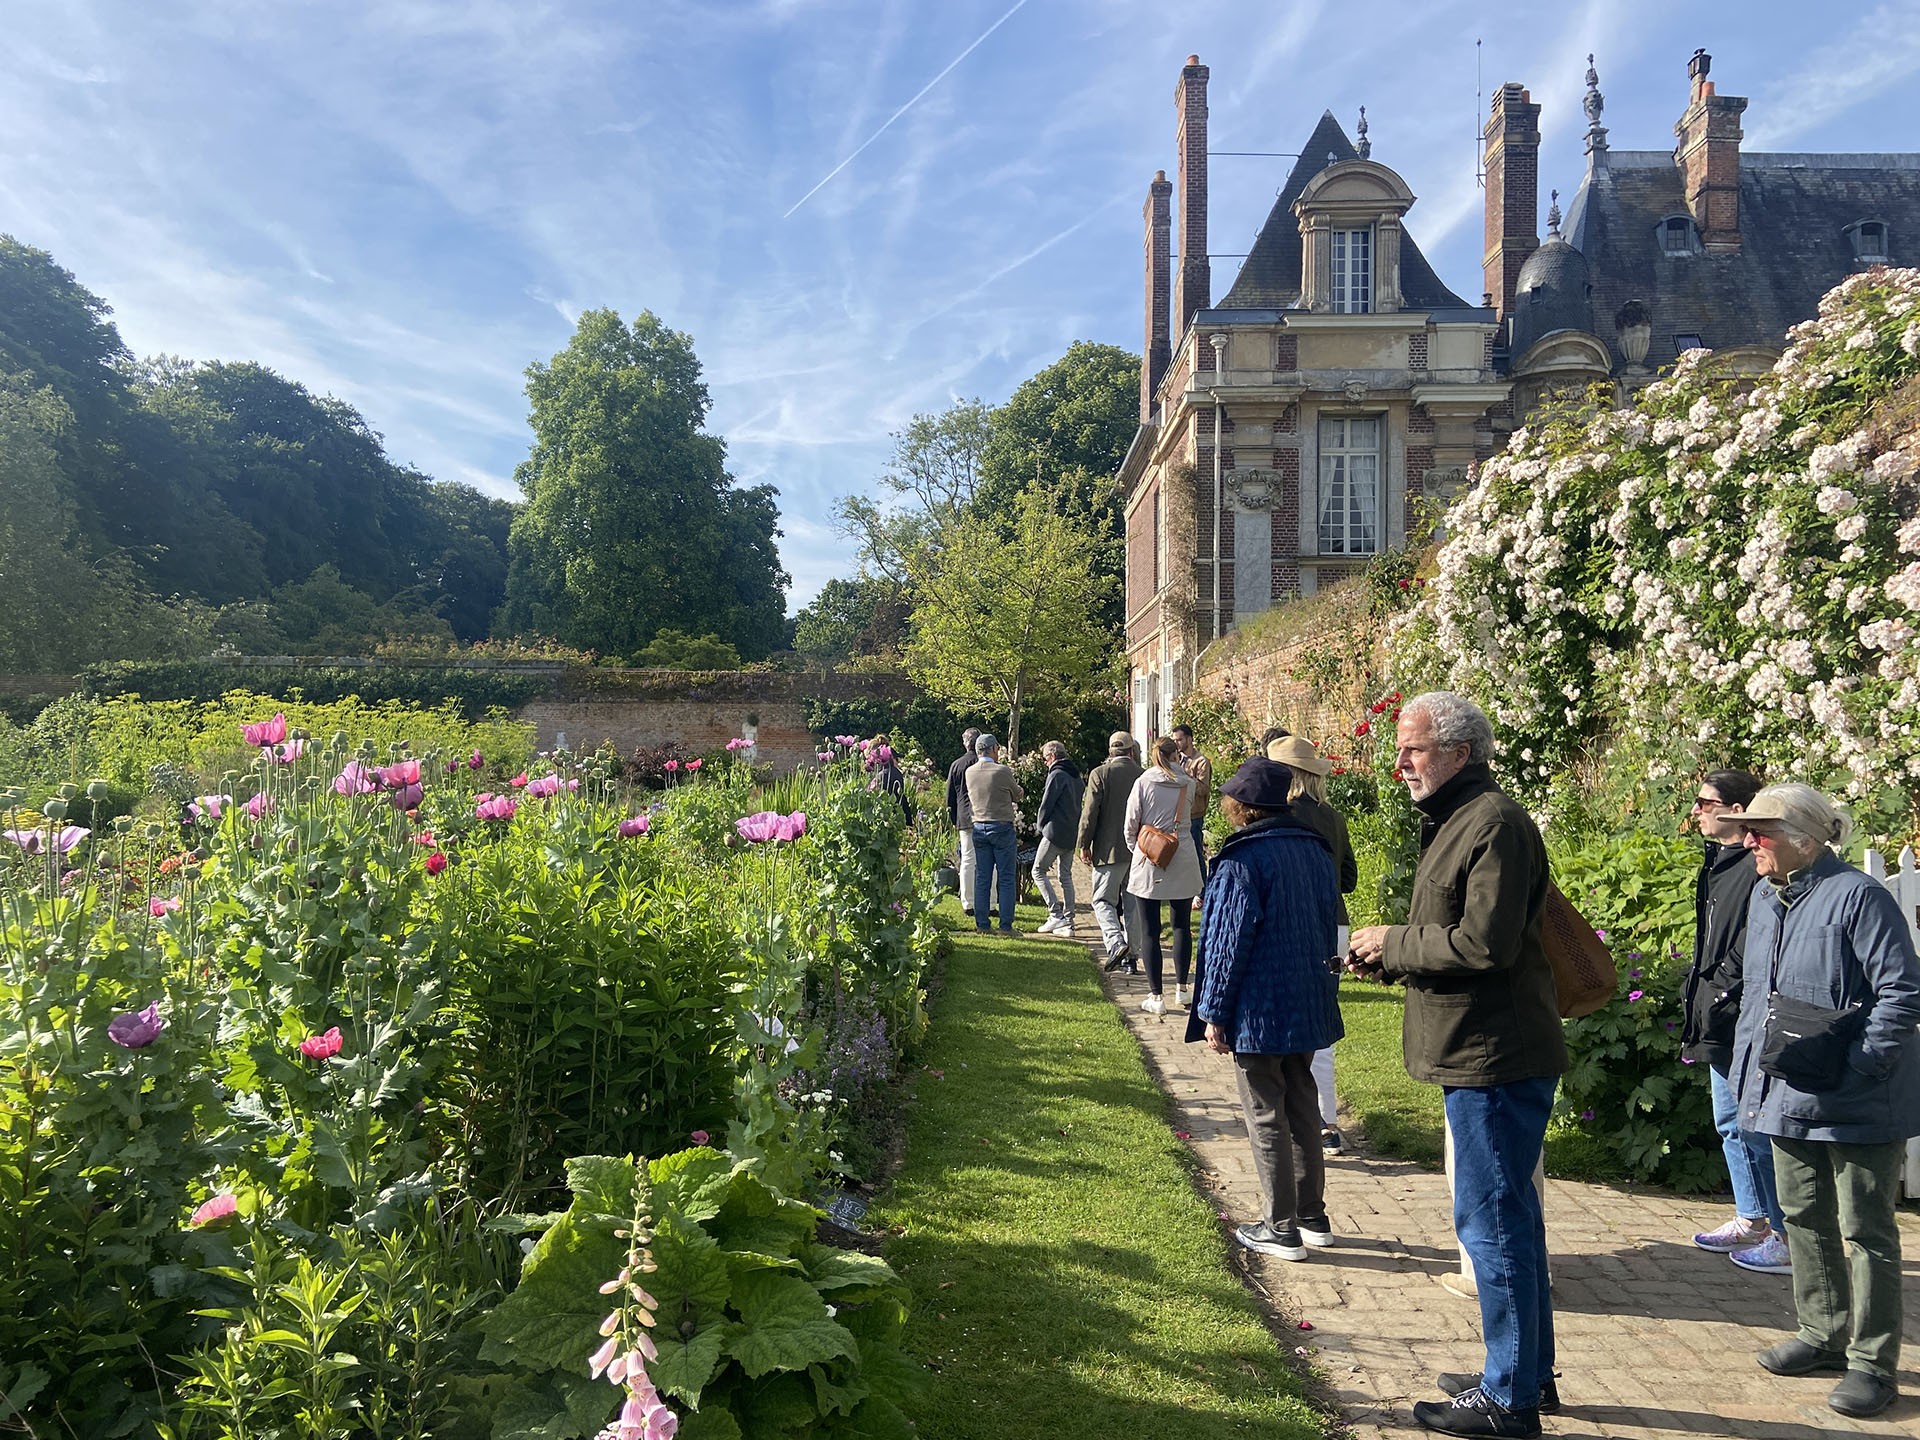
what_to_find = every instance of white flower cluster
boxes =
[1391,267,1920,841]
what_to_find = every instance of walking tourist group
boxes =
[937,693,1920,1431]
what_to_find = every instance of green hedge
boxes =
[78,659,558,717]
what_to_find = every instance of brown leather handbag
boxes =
[1540,881,1617,1019]
[1137,823,1180,868]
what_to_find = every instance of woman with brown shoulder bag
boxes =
[1123,736,1204,1015]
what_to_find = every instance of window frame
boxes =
[1317,414,1382,557]
[1657,215,1698,257]
[1330,226,1373,314]
[1847,220,1890,263]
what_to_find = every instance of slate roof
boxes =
[1563,151,1920,369]
[1508,234,1593,356]
[1218,111,1471,311]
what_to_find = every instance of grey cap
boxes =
[974,733,999,755]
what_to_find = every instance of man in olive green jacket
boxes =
[1349,692,1565,1440]
[1078,732,1144,966]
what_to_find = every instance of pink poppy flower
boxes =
[243,713,288,748]
[189,795,228,822]
[685,759,702,772]
[380,760,422,789]
[469,750,484,769]
[663,761,680,773]
[510,772,529,788]
[690,1129,710,1145]
[390,782,424,811]
[299,1026,343,1060]
[525,775,562,798]
[244,793,275,820]
[475,794,518,822]
[191,1193,239,1228]
[332,763,378,797]
[149,896,181,917]
[274,739,305,764]
[618,816,651,838]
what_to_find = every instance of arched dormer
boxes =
[1293,160,1418,314]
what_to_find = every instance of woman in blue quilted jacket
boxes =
[1189,756,1345,1262]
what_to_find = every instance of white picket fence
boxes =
[1862,847,1920,1198]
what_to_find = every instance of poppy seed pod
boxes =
[85,780,110,801]
[41,798,67,822]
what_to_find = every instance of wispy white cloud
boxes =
[1745,2,1920,148]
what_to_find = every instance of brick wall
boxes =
[1276,333,1299,370]
[1482,83,1541,316]
[1174,57,1210,336]
[1408,332,1429,369]
[1190,585,1379,744]
[1126,472,1161,650]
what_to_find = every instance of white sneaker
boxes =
[1034,915,1063,934]
[1173,986,1190,1008]
[1140,993,1166,1015]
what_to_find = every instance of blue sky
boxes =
[7,0,1919,610]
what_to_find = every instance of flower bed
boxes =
[0,713,943,1436]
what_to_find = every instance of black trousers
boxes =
[1234,1050,1327,1226]
[1136,896,1191,994]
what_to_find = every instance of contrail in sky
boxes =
[783,0,1032,218]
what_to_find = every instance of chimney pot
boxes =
[1186,54,1200,66]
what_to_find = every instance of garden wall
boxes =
[518,669,916,770]
[1192,585,1380,747]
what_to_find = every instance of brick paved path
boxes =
[1071,924,1920,1438]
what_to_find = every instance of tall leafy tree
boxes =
[500,310,787,658]
[901,481,1116,756]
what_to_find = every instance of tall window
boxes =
[1318,416,1380,555]
[1151,488,1162,592]
[1330,227,1372,313]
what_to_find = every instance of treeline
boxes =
[0,237,786,671]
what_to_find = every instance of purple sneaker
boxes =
[1730,1232,1793,1274]
[1694,1217,1769,1252]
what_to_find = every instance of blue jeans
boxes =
[971,822,1017,930]
[1444,1076,1557,1412]
[1189,817,1207,882]
[1711,1064,1783,1231]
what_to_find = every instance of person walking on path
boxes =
[1267,734,1357,1154]
[945,728,981,917]
[1031,741,1084,938]
[1124,736,1204,1015]
[1347,692,1565,1440]
[964,734,1023,933]
[1080,733,1145,969]
[1171,724,1213,880]
[1189,757,1344,1261]
[1723,783,1920,1420]
[1678,769,1785,1269]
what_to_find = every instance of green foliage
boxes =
[631,629,744,671]
[481,1153,921,1439]
[500,309,787,659]
[791,578,909,668]
[1550,827,1722,1191]
[80,660,557,718]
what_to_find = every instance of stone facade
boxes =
[1118,58,1506,744]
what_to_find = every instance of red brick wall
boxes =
[1482,83,1541,317]
[1408,332,1429,369]
[1173,57,1210,337]
[1126,472,1161,651]
[1276,334,1298,370]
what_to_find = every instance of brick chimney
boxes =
[1482,82,1541,319]
[1173,56,1209,340]
[1142,169,1173,422]
[1674,49,1747,253]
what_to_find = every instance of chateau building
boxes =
[1120,49,1920,741]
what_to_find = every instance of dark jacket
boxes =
[1187,815,1344,1055]
[1077,752,1144,865]
[870,762,912,821]
[1036,758,1084,846]
[1380,763,1567,1087]
[1680,841,1759,1069]
[1730,850,1920,1144]
[1292,793,1358,925]
[945,751,977,827]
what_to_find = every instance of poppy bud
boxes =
[85,779,110,801]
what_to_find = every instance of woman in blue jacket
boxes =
[1188,757,1344,1261]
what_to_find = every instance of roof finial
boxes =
[1547,189,1562,237]
[1583,52,1610,164]
[1355,105,1371,159]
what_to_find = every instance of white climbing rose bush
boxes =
[1391,267,1920,845]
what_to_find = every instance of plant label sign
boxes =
[826,1189,870,1229]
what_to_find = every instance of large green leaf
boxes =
[823,1394,916,1440]
[675,1409,744,1440]
[479,1215,623,1370]
[720,1270,856,1379]
[564,1154,636,1222]
[803,1249,904,1303]
[649,1319,727,1402]
[807,1360,869,1418]
[648,1148,738,1223]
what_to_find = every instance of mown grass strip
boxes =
[876,905,1324,1440]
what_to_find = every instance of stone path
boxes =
[1070,926,1920,1438]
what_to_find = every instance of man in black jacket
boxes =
[945,728,981,916]
[1032,741,1084,937]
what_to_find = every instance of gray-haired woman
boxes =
[1724,783,1920,1420]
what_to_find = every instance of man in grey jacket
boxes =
[1724,784,1920,1420]
[1078,732,1144,968]
[1032,741,1084,937]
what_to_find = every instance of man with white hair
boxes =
[1032,740,1084,937]
[1348,691,1565,1439]
[964,733,1024,932]
[1722,783,1920,1420]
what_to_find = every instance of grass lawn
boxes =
[875,902,1324,1440]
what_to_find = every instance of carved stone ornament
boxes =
[1341,377,1368,404]
[1422,465,1468,501]
[1225,468,1276,509]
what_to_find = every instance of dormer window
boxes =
[1658,216,1699,257]
[1330,227,1373,313]
[1846,220,1890,263]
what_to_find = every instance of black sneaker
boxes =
[1438,1372,1559,1415]
[1297,1214,1337,1249]
[1101,948,1128,972]
[1412,1386,1541,1439]
[1321,1126,1344,1154]
[1234,1221,1307,1260]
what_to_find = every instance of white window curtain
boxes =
[1331,228,1372,314]
[1318,416,1380,555]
